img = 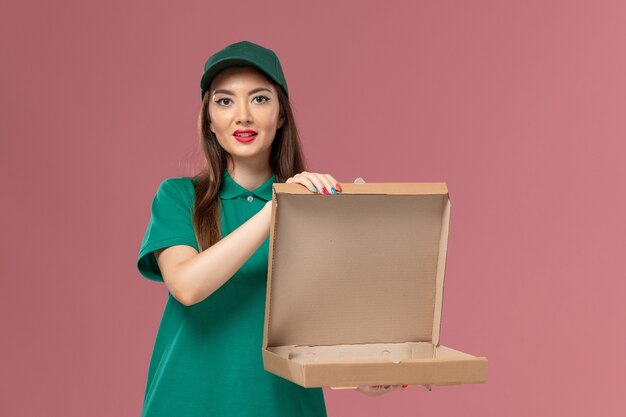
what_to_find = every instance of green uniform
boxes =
[137,171,327,417]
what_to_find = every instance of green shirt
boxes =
[137,171,327,417]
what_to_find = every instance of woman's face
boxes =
[208,66,285,169]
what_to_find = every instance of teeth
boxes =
[236,133,255,137]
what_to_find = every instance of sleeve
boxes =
[137,178,199,282]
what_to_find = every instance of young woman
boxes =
[137,40,404,417]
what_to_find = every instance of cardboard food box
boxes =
[261,180,488,388]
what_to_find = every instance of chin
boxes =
[232,145,272,159]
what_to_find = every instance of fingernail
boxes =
[311,186,317,193]
[322,187,328,194]
[331,187,336,194]
[401,384,408,388]
[335,183,342,192]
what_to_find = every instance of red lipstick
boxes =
[233,129,257,143]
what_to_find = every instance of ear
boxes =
[277,113,285,129]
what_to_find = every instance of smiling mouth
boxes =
[233,133,257,142]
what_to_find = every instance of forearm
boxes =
[177,201,272,305]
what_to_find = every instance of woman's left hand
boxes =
[284,171,342,195]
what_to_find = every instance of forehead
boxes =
[210,66,275,92]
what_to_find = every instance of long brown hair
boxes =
[191,66,307,252]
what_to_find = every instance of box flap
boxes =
[263,182,451,350]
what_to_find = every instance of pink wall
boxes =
[2,1,625,416]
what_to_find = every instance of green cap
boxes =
[200,40,289,100]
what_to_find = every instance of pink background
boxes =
[1,1,625,416]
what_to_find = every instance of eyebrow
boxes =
[212,87,273,96]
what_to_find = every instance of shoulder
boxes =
[155,176,196,205]
[159,176,195,191]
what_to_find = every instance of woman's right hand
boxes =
[285,171,342,195]
[355,384,432,396]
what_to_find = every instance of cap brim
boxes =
[200,58,263,99]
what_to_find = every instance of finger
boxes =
[289,176,317,193]
[294,172,323,193]
[378,385,394,395]
[322,174,341,194]
[284,175,301,185]
[315,173,337,196]
[356,384,405,396]
[285,172,308,183]
[317,173,337,195]
[362,386,387,397]
[307,173,330,195]
[362,385,383,392]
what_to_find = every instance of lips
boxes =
[233,129,258,143]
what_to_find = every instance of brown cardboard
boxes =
[262,181,488,388]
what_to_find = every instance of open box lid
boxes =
[263,181,451,351]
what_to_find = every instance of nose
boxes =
[235,101,253,125]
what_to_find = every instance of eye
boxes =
[253,95,270,104]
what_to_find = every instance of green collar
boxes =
[218,170,276,201]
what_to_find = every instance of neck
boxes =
[227,160,273,191]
